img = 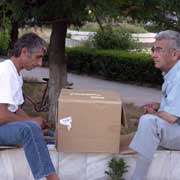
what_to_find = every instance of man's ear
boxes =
[173,49,180,60]
[21,47,28,56]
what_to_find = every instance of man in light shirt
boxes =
[130,30,180,180]
[0,33,59,180]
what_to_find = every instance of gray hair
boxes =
[12,33,47,57]
[155,30,180,51]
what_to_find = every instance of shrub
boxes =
[92,27,135,50]
[0,30,9,55]
[144,23,162,32]
[0,17,11,56]
[66,47,163,86]
[43,47,163,86]
[105,157,128,180]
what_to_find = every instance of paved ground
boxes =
[21,67,161,106]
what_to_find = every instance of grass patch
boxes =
[22,81,48,119]
[121,103,143,134]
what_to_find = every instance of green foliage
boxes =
[113,23,147,33]
[31,0,90,25]
[66,47,163,86]
[122,0,180,31]
[150,0,180,31]
[0,30,9,55]
[0,1,28,27]
[144,23,162,32]
[105,157,128,180]
[66,33,72,38]
[92,27,135,50]
[0,16,11,55]
[70,22,147,33]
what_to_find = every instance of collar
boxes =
[163,60,180,81]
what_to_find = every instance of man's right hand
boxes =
[33,116,44,127]
[33,116,51,129]
[143,102,160,114]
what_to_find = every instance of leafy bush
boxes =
[0,30,9,55]
[66,47,163,86]
[105,157,128,180]
[144,24,162,32]
[92,26,135,50]
[0,17,11,56]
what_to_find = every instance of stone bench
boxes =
[0,146,180,180]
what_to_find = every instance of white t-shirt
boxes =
[0,59,24,112]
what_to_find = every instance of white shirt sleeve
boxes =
[0,68,24,112]
[0,70,16,105]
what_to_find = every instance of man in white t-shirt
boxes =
[0,33,59,180]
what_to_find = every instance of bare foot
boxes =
[46,173,60,180]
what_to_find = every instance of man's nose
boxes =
[151,51,158,59]
[37,59,42,66]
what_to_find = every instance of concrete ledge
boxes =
[0,147,180,180]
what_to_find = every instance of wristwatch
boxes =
[176,117,180,126]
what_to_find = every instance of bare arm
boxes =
[0,104,27,124]
[155,111,177,123]
[143,102,178,123]
[16,106,31,119]
[0,104,44,126]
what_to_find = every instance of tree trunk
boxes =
[48,21,67,124]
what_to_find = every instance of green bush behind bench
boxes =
[65,47,163,86]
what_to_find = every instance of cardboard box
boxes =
[56,89,127,153]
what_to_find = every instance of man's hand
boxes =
[143,102,160,114]
[33,116,51,129]
[33,116,44,126]
[142,103,178,123]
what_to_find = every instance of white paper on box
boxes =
[59,117,72,131]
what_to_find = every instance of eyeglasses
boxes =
[151,47,174,53]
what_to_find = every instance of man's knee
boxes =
[25,121,41,129]
[138,114,157,129]
[20,121,42,139]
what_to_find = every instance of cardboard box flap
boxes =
[59,89,122,103]
[119,133,135,154]
[121,106,128,128]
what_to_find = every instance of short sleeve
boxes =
[0,71,16,105]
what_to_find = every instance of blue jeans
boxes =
[0,121,56,180]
